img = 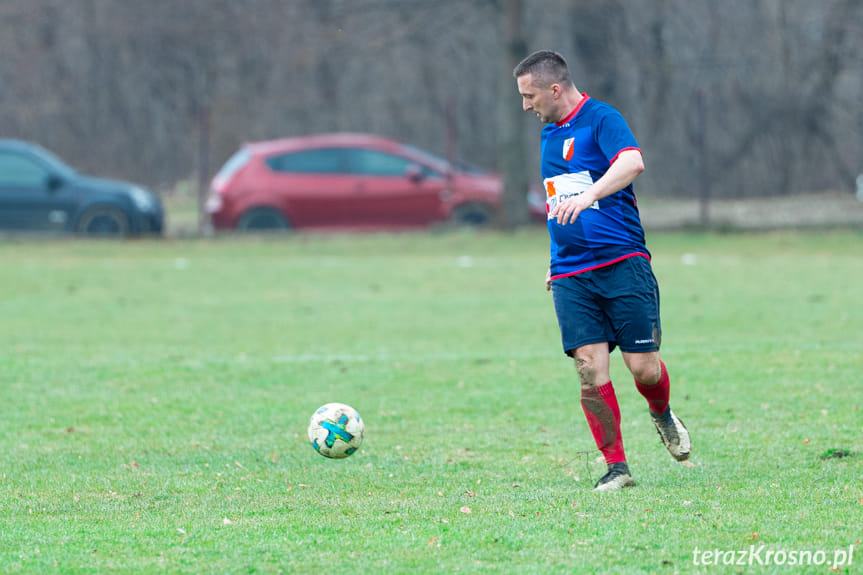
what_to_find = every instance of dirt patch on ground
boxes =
[639,192,863,230]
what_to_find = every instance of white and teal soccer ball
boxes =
[307,403,364,459]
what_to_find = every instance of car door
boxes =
[344,148,446,226]
[0,151,76,231]
[263,148,355,227]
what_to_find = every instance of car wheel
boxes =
[450,203,495,227]
[237,207,289,232]
[77,206,130,237]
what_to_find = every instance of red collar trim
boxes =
[556,93,590,126]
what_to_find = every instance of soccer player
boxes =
[513,50,691,492]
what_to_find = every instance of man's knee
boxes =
[626,353,661,385]
[575,357,599,389]
[573,344,610,389]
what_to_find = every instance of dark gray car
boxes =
[0,140,163,236]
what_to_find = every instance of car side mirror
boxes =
[46,174,64,192]
[405,164,425,183]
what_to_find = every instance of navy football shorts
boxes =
[550,255,661,356]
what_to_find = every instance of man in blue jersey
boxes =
[514,50,691,492]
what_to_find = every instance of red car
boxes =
[205,133,502,231]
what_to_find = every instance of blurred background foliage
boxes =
[1,0,861,211]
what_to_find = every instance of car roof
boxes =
[0,139,40,152]
[242,133,453,173]
[243,133,409,156]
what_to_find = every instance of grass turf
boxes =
[0,229,861,573]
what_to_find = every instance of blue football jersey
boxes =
[540,95,650,279]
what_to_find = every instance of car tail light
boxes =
[205,192,223,213]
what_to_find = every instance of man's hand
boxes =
[549,149,645,225]
[550,190,598,225]
[545,267,552,291]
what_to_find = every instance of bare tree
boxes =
[1,0,860,217]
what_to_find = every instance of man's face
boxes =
[517,73,559,124]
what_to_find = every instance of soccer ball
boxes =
[307,403,364,459]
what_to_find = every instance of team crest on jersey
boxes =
[563,138,575,161]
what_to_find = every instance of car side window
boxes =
[266,149,346,174]
[0,152,48,187]
[347,149,437,178]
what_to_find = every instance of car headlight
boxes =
[129,186,156,212]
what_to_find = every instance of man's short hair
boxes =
[513,50,572,88]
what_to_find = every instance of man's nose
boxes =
[522,99,532,111]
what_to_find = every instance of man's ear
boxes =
[551,83,562,99]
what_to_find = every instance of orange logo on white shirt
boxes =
[542,172,599,220]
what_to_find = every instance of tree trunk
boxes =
[498,0,529,229]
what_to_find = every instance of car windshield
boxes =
[452,161,489,175]
[33,144,77,177]
[402,145,488,175]
[402,145,451,173]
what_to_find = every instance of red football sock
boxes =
[581,381,626,465]
[635,360,670,414]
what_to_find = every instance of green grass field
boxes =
[1,229,861,574]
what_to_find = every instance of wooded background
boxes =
[2,1,861,223]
